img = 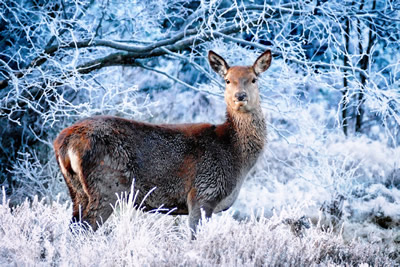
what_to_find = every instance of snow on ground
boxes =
[0,187,397,266]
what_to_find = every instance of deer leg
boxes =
[187,189,214,240]
[62,171,89,227]
[82,188,119,231]
[71,192,89,224]
[68,170,96,230]
[81,167,131,231]
[80,189,101,231]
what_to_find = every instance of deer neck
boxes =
[225,105,266,169]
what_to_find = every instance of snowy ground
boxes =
[0,186,397,266]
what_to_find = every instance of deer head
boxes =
[208,50,271,113]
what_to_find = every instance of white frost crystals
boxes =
[0,187,396,266]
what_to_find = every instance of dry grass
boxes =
[0,187,396,266]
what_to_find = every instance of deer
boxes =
[53,49,271,239]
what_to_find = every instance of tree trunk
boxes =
[355,0,376,133]
[342,14,352,136]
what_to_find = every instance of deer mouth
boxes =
[233,100,250,112]
[234,100,248,106]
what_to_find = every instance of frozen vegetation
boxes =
[0,186,397,266]
[1,0,400,265]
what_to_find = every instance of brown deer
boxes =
[54,49,271,238]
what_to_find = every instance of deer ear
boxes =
[253,50,272,75]
[208,50,230,77]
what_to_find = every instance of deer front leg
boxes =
[187,189,214,240]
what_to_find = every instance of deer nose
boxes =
[235,92,248,102]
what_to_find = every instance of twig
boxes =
[134,61,223,99]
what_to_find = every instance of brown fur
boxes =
[54,50,272,238]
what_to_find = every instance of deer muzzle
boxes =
[234,92,248,106]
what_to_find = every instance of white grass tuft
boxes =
[0,187,396,266]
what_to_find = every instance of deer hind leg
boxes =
[68,173,90,224]
[63,149,98,230]
[57,153,89,225]
[82,165,132,231]
[187,189,215,240]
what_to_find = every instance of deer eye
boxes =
[225,79,230,84]
[252,78,257,84]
